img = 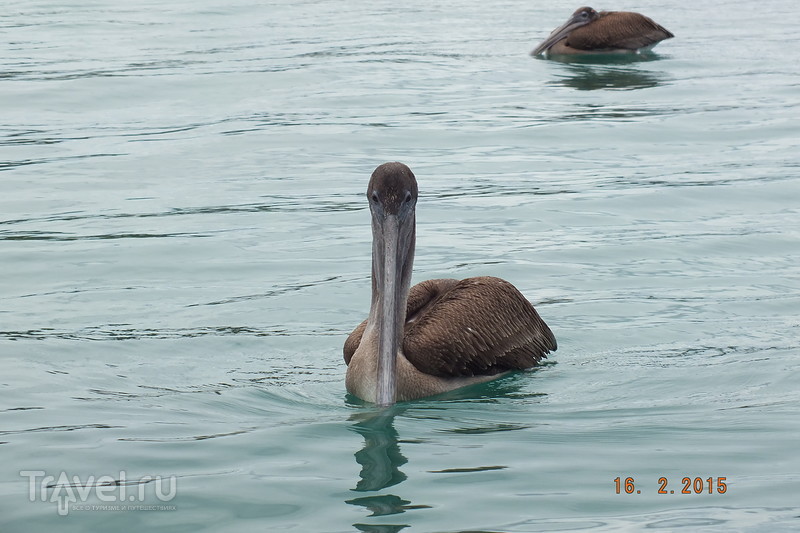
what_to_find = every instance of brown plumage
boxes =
[345,277,554,377]
[344,163,557,406]
[532,7,673,56]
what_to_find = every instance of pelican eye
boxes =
[371,191,380,203]
[404,191,413,204]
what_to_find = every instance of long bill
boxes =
[373,214,408,407]
[531,17,585,56]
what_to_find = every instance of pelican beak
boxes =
[531,15,586,56]
[373,209,415,407]
[375,213,401,406]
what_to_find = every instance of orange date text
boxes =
[613,476,727,495]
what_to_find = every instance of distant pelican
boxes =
[532,6,673,56]
[344,162,556,406]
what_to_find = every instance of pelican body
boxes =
[532,6,673,56]
[344,163,556,406]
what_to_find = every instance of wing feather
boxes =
[343,318,366,365]
[569,12,673,51]
[402,276,556,378]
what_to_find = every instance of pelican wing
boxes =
[343,319,366,365]
[402,276,556,378]
[568,12,673,51]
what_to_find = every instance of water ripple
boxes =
[0,230,208,241]
[0,423,122,436]
[0,325,333,341]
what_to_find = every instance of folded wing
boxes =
[568,11,673,51]
[402,277,556,377]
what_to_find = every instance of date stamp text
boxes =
[614,476,727,495]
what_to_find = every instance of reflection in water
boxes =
[347,494,430,516]
[352,524,408,533]
[540,52,669,65]
[344,377,546,529]
[348,409,408,492]
[539,54,670,91]
[347,408,430,531]
[551,64,668,91]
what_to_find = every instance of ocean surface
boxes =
[1,0,798,531]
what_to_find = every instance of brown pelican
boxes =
[344,162,556,406]
[531,7,673,56]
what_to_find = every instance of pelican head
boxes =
[367,162,418,406]
[532,6,599,56]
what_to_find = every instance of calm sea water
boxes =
[2,0,798,531]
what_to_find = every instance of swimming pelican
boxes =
[531,7,673,56]
[344,162,557,406]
